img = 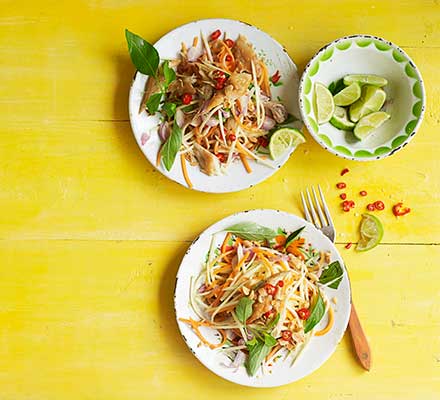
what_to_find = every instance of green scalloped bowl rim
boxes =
[320,47,334,61]
[308,62,320,77]
[356,38,372,47]
[336,41,352,51]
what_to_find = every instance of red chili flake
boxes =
[336,182,346,189]
[210,29,221,41]
[345,242,353,249]
[277,280,284,287]
[258,136,269,148]
[374,200,385,211]
[340,193,347,200]
[281,330,292,340]
[392,202,411,217]
[224,38,235,48]
[215,80,225,90]
[348,200,355,208]
[270,70,281,84]
[216,153,226,163]
[343,205,351,212]
[182,93,192,105]
[342,200,350,208]
[360,190,367,196]
[264,283,277,296]
[225,54,232,62]
[340,168,350,176]
[367,203,375,211]
[228,134,236,141]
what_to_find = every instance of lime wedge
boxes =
[356,213,384,252]
[269,127,305,160]
[343,74,388,87]
[333,82,361,106]
[349,85,387,122]
[330,106,355,130]
[314,82,335,124]
[353,111,390,140]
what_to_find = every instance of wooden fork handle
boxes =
[348,303,371,371]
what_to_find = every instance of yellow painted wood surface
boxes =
[0,1,439,399]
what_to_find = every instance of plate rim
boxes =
[128,18,300,193]
[173,208,352,387]
[298,33,426,161]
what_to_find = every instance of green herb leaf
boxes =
[285,226,305,247]
[146,92,162,114]
[328,78,346,95]
[162,60,176,86]
[182,103,197,112]
[235,297,254,325]
[125,29,159,77]
[161,121,182,171]
[272,81,283,87]
[304,291,325,333]
[163,102,177,118]
[319,261,343,289]
[266,313,280,330]
[225,222,277,241]
[245,335,276,376]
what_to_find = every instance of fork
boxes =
[301,185,371,371]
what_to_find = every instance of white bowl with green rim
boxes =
[299,34,425,160]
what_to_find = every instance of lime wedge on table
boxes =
[330,106,355,130]
[269,128,305,160]
[349,86,387,122]
[353,111,390,140]
[333,82,361,106]
[314,82,335,124]
[357,213,384,252]
[344,74,388,87]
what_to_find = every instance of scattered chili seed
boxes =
[367,203,375,211]
[340,193,347,200]
[360,190,367,196]
[348,200,355,208]
[224,38,234,48]
[336,182,346,189]
[345,242,353,249]
[210,29,221,41]
[341,168,350,176]
[343,205,351,212]
[374,200,385,210]
[393,202,411,217]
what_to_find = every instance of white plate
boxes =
[174,209,351,387]
[129,19,301,193]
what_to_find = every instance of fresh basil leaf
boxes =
[235,297,254,325]
[319,261,343,289]
[276,228,286,235]
[245,338,274,376]
[304,291,325,333]
[163,102,176,118]
[125,29,159,77]
[181,103,197,112]
[225,222,277,241]
[285,226,305,247]
[146,92,162,114]
[161,121,182,171]
[328,78,345,95]
[263,333,277,347]
[163,60,176,86]
[266,313,280,330]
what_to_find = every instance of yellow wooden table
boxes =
[1,1,439,399]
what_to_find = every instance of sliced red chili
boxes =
[270,70,281,84]
[264,283,277,296]
[367,203,375,211]
[216,153,226,163]
[210,29,221,41]
[360,190,367,196]
[340,193,347,200]
[348,200,355,208]
[182,93,192,105]
[345,242,353,249]
[393,202,411,217]
[263,309,275,319]
[258,136,269,148]
[340,168,350,176]
[297,308,310,320]
[281,330,292,340]
[224,38,235,48]
[225,54,232,62]
[277,280,284,287]
[336,182,346,189]
[228,134,236,141]
[343,205,350,212]
[374,200,385,210]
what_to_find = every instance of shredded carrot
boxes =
[239,153,252,173]
[192,36,198,47]
[287,238,306,259]
[266,344,281,361]
[156,148,162,167]
[258,254,274,274]
[236,142,258,160]
[179,318,227,349]
[180,154,193,189]
[221,232,232,253]
[258,60,271,95]
[275,235,287,247]
[315,306,334,336]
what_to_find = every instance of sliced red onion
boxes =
[187,46,203,62]
[158,122,170,142]
[221,109,231,119]
[198,284,207,293]
[262,116,276,131]
[190,116,202,127]
[205,117,219,127]
[140,132,150,146]
[231,350,246,370]
[175,109,185,128]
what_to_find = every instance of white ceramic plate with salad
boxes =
[128,19,303,193]
[174,209,351,387]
